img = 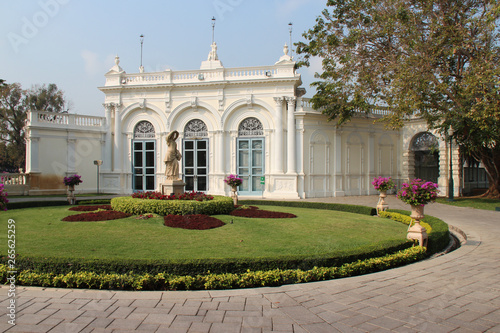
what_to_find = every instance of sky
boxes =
[1,0,326,117]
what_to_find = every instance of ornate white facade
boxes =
[23,43,460,198]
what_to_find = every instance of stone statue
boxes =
[164,130,182,180]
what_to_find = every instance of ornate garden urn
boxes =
[376,191,389,215]
[407,205,428,247]
[231,185,238,206]
[67,185,76,205]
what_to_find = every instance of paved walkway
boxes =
[1,196,499,332]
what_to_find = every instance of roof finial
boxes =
[139,34,145,73]
[288,22,293,59]
[211,16,216,44]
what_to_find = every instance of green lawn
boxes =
[1,205,408,260]
[436,197,500,211]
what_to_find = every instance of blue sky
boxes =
[1,0,326,117]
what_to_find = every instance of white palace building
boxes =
[16,42,465,198]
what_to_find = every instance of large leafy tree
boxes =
[297,0,500,197]
[0,83,69,171]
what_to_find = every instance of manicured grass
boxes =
[436,197,500,211]
[1,205,408,260]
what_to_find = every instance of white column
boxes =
[273,97,284,174]
[67,138,76,173]
[103,104,113,171]
[217,130,224,174]
[28,137,40,172]
[113,104,122,172]
[286,97,296,174]
[367,132,375,194]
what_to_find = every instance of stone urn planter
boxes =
[67,185,76,205]
[376,190,389,215]
[407,204,428,247]
[231,185,238,206]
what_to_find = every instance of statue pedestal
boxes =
[161,180,185,196]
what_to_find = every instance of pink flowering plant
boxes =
[0,184,9,211]
[63,174,83,186]
[397,178,439,206]
[372,176,396,192]
[224,174,243,187]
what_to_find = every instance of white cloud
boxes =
[81,50,115,77]
[275,0,313,19]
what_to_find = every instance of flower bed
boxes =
[111,195,234,216]
[62,210,131,222]
[230,206,296,218]
[132,191,214,201]
[164,214,225,230]
[69,205,112,211]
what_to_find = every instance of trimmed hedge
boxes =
[111,195,234,216]
[6,200,69,210]
[0,247,426,290]
[384,209,449,254]
[240,200,377,216]
[77,199,112,205]
[2,241,412,276]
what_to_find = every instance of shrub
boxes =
[230,208,296,218]
[239,200,376,216]
[7,201,69,210]
[0,247,427,290]
[111,195,234,216]
[132,191,213,201]
[383,209,449,254]
[77,199,112,205]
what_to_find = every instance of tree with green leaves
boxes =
[297,0,500,197]
[0,82,69,171]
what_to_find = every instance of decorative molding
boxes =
[273,96,284,107]
[238,117,263,136]
[134,121,155,139]
[184,119,208,138]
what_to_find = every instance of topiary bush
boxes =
[111,195,234,216]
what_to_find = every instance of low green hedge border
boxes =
[111,196,234,216]
[240,200,377,216]
[6,200,69,210]
[0,247,426,290]
[3,241,411,276]
[384,209,450,254]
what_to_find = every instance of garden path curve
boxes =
[1,195,499,332]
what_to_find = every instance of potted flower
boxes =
[224,174,242,205]
[372,176,396,214]
[0,184,9,211]
[64,174,82,205]
[64,174,83,189]
[397,178,439,247]
[224,174,242,189]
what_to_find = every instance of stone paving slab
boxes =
[1,195,499,332]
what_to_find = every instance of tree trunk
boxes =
[480,155,500,199]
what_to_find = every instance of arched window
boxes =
[134,121,155,139]
[184,119,208,138]
[238,117,263,136]
[411,132,438,151]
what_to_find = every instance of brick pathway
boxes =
[1,196,499,332]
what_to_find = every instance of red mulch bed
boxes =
[62,210,131,222]
[164,214,225,230]
[230,207,296,218]
[69,205,112,211]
